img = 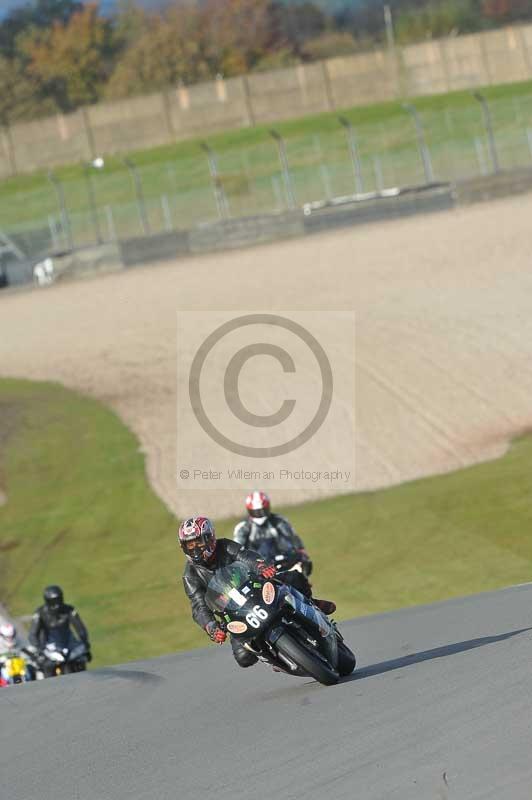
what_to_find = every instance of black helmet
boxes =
[43,585,64,612]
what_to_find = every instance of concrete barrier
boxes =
[188,212,304,253]
[3,169,532,291]
[454,166,532,203]
[3,24,532,177]
[119,231,189,266]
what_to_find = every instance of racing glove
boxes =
[258,563,276,580]
[205,621,226,644]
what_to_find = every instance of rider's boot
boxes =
[313,598,336,615]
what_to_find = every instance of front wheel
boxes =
[337,640,356,677]
[276,632,339,686]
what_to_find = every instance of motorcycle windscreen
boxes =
[205,562,254,613]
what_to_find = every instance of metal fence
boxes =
[4,91,532,260]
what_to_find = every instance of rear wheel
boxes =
[337,640,356,677]
[276,632,339,686]
[64,661,86,674]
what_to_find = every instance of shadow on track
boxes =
[347,627,532,682]
[86,668,164,685]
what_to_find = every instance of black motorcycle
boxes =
[254,537,312,574]
[39,631,89,677]
[206,561,356,686]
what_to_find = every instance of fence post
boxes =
[161,90,176,139]
[123,158,150,236]
[47,170,74,252]
[48,215,60,250]
[104,205,117,241]
[402,103,435,183]
[269,129,296,210]
[473,92,499,173]
[526,129,532,163]
[81,107,96,162]
[271,175,284,211]
[83,163,103,244]
[161,195,173,231]
[200,142,230,220]
[241,75,256,127]
[373,155,384,192]
[474,137,488,176]
[338,116,364,195]
[1,125,17,177]
[320,60,335,112]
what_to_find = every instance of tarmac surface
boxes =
[3,583,532,800]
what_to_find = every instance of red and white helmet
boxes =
[178,516,217,564]
[245,491,271,526]
[0,623,16,650]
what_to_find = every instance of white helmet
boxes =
[245,490,271,526]
[0,622,16,650]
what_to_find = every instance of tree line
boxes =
[1,0,531,125]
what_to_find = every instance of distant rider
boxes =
[180,516,335,669]
[27,585,92,677]
[0,622,24,658]
[233,490,313,592]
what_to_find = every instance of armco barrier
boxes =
[302,184,454,234]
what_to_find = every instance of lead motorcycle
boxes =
[206,561,356,685]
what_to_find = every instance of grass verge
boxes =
[3,77,532,244]
[1,378,531,667]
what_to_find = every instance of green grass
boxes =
[4,78,532,252]
[1,377,532,667]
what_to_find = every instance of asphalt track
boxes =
[3,584,532,800]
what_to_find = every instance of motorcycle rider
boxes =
[180,516,335,669]
[27,586,92,677]
[234,491,313,593]
[0,622,23,657]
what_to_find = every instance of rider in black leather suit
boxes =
[28,586,91,676]
[179,517,335,669]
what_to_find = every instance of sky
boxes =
[0,0,353,20]
[0,0,167,17]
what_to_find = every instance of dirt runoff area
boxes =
[1,194,532,519]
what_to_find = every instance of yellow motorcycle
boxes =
[0,652,35,686]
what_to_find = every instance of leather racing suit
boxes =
[183,538,273,668]
[233,512,312,593]
[28,603,90,676]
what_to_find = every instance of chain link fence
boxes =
[3,92,532,262]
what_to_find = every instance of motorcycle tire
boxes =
[276,632,339,686]
[64,661,86,674]
[337,640,356,677]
